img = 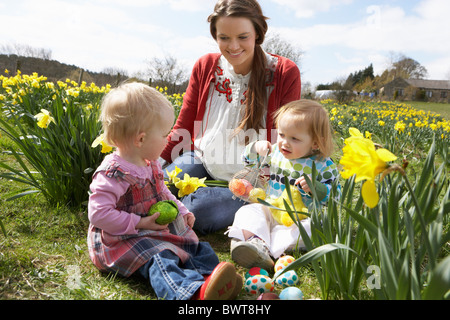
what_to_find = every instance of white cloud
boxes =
[334,52,363,65]
[269,0,353,18]
[102,0,164,6]
[425,56,450,80]
[359,4,450,55]
[0,0,172,73]
[166,35,217,58]
[2,0,448,84]
[414,0,448,19]
[168,0,210,12]
[270,0,450,81]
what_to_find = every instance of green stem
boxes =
[400,172,435,270]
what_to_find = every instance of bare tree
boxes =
[387,52,428,79]
[0,43,52,60]
[102,67,129,77]
[263,32,303,66]
[146,54,188,93]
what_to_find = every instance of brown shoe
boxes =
[230,273,243,300]
[199,262,238,300]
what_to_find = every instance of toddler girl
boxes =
[87,82,241,300]
[228,100,340,270]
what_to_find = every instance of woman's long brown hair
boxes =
[208,0,269,136]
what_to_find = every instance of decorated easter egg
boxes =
[241,179,253,197]
[257,292,280,300]
[148,200,179,225]
[248,188,266,203]
[245,267,269,279]
[229,179,247,197]
[279,287,304,300]
[244,275,275,295]
[229,178,254,198]
[274,255,295,272]
[275,270,299,287]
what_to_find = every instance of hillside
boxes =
[0,54,128,86]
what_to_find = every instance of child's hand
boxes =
[254,141,272,156]
[183,213,196,228]
[136,213,169,231]
[295,176,311,194]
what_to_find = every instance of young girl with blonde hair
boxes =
[228,100,340,270]
[87,82,242,300]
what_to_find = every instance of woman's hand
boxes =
[136,213,169,231]
[254,140,272,156]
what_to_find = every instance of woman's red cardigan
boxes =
[161,53,301,163]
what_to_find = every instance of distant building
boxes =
[381,78,450,103]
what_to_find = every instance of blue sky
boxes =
[1,0,449,87]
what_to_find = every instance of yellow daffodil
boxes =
[394,121,406,133]
[166,166,182,184]
[340,128,397,208]
[174,173,206,198]
[92,134,113,154]
[34,109,56,128]
[31,79,40,89]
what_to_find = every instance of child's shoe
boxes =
[230,272,243,299]
[198,262,242,300]
[230,236,274,271]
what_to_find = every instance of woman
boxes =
[161,0,301,235]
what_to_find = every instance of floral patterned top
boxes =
[194,53,279,181]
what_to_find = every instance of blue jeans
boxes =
[164,152,245,235]
[138,244,219,300]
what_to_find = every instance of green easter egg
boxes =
[148,200,179,224]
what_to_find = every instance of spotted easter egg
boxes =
[257,292,280,300]
[274,255,295,272]
[275,270,299,287]
[245,267,269,279]
[279,287,304,300]
[244,275,275,295]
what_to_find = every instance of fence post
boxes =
[78,68,84,84]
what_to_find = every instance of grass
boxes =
[0,185,321,300]
[0,155,324,300]
[0,99,448,300]
[405,101,450,120]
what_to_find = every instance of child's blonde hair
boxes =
[100,82,173,148]
[274,100,334,158]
